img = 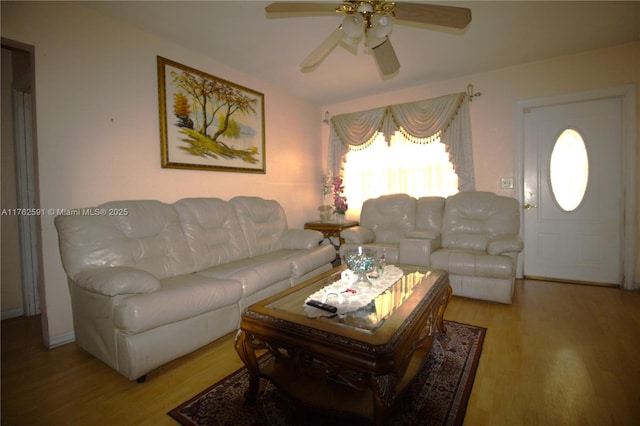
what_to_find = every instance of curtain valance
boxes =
[329,92,475,191]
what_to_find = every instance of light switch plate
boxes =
[500,177,514,189]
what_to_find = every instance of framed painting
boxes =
[157,56,266,173]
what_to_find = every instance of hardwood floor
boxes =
[2,279,640,425]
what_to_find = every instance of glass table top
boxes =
[264,265,440,333]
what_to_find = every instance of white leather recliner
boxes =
[340,191,523,303]
[340,193,418,265]
[430,191,523,304]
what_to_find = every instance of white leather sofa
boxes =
[55,196,335,381]
[340,191,523,304]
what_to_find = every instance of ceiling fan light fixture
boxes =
[341,12,365,47]
[342,12,365,37]
[370,13,394,38]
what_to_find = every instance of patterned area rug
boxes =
[168,321,485,426]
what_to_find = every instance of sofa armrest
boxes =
[399,236,441,267]
[405,229,440,239]
[281,229,324,249]
[487,234,524,255]
[74,266,161,296]
[340,226,375,244]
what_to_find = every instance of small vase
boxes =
[318,205,332,222]
[335,213,345,224]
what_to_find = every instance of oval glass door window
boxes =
[549,129,589,212]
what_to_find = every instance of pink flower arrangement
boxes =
[332,176,348,214]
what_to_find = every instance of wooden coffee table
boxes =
[235,265,451,425]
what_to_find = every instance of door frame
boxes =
[1,38,43,316]
[13,78,40,316]
[515,85,637,290]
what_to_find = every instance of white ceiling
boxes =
[82,1,640,106]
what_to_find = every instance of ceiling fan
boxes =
[265,1,471,77]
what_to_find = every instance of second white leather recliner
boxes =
[340,191,523,304]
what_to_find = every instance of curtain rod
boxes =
[466,84,482,101]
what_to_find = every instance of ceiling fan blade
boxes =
[300,26,344,71]
[394,3,471,29]
[371,37,400,77]
[265,2,339,15]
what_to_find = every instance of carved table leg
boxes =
[371,373,397,426]
[436,284,452,333]
[234,330,260,403]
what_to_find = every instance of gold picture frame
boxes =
[157,56,266,173]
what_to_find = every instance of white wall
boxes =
[322,42,640,283]
[1,1,323,346]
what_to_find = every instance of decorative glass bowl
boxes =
[343,247,377,286]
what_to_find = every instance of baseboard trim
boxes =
[1,308,25,321]
[525,275,619,288]
[47,331,75,349]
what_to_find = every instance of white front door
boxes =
[522,96,623,285]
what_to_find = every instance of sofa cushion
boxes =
[286,244,336,279]
[74,266,160,296]
[340,226,375,244]
[198,253,293,298]
[360,194,417,243]
[405,230,440,239]
[54,200,196,279]
[230,196,287,257]
[415,196,445,233]
[441,191,521,251]
[431,248,515,279]
[281,229,325,249]
[113,274,242,334]
[174,198,251,270]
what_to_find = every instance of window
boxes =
[549,128,589,212]
[343,131,458,215]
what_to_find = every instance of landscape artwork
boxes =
[158,56,265,173]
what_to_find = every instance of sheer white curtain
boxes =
[343,132,459,216]
[328,92,475,192]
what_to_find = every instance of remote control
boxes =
[306,299,338,313]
